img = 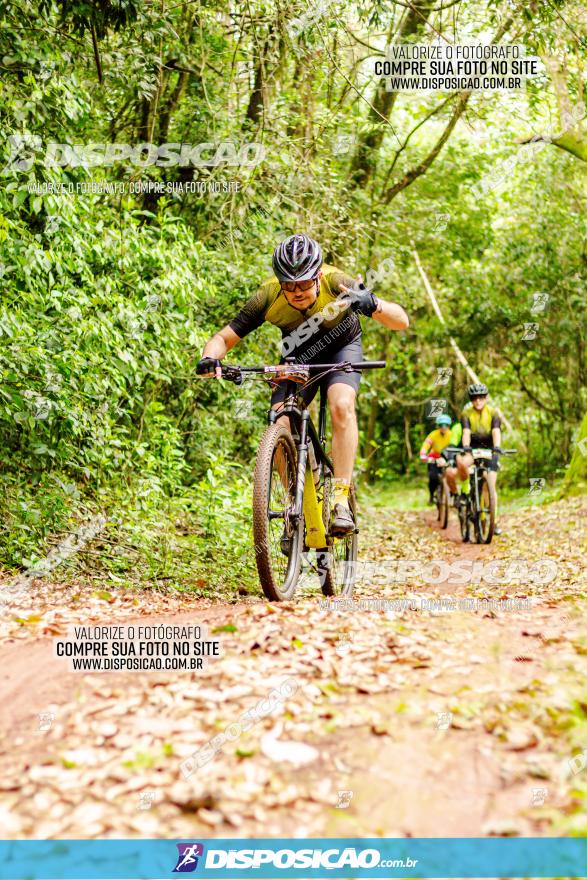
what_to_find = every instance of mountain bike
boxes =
[216,357,386,601]
[455,448,517,544]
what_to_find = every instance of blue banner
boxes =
[0,837,586,879]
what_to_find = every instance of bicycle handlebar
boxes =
[243,360,386,373]
[211,360,387,383]
[444,446,518,455]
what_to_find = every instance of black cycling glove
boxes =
[347,282,379,317]
[196,357,222,376]
[462,445,472,454]
[492,446,503,455]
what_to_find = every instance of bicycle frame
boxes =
[214,358,386,554]
[267,376,332,548]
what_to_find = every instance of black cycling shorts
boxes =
[270,335,363,408]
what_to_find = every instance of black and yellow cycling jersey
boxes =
[229,264,361,358]
[461,404,501,447]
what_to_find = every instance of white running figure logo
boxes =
[176,845,202,871]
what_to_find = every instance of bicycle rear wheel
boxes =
[253,423,303,601]
[475,473,496,544]
[439,478,449,529]
[318,472,358,596]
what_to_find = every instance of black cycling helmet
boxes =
[272,234,323,282]
[468,382,488,398]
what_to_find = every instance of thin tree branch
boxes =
[90,21,103,85]
[383,91,471,203]
[381,15,514,203]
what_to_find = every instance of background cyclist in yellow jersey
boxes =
[456,382,503,534]
[196,234,409,536]
[419,414,452,504]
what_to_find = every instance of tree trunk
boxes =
[350,0,435,187]
[404,411,412,461]
[245,45,267,129]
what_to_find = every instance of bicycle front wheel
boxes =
[475,474,496,544]
[435,483,443,521]
[253,423,303,601]
[459,496,470,543]
[318,474,358,597]
[439,479,450,530]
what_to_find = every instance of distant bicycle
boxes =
[427,455,450,530]
[455,448,517,544]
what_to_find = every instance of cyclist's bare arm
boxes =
[462,427,471,448]
[339,277,408,330]
[372,299,409,331]
[200,326,241,377]
[203,325,241,359]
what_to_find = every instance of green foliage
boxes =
[0,0,585,587]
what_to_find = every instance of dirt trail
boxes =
[0,495,584,838]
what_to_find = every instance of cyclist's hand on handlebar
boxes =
[462,445,472,454]
[196,356,222,378]
[492,446,503,455]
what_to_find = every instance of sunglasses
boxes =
[470,394,487,400]
[281,278,317,293]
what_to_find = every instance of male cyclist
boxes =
[419,414,452,504]
[455,382,503,534]
[196,234,409,535]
